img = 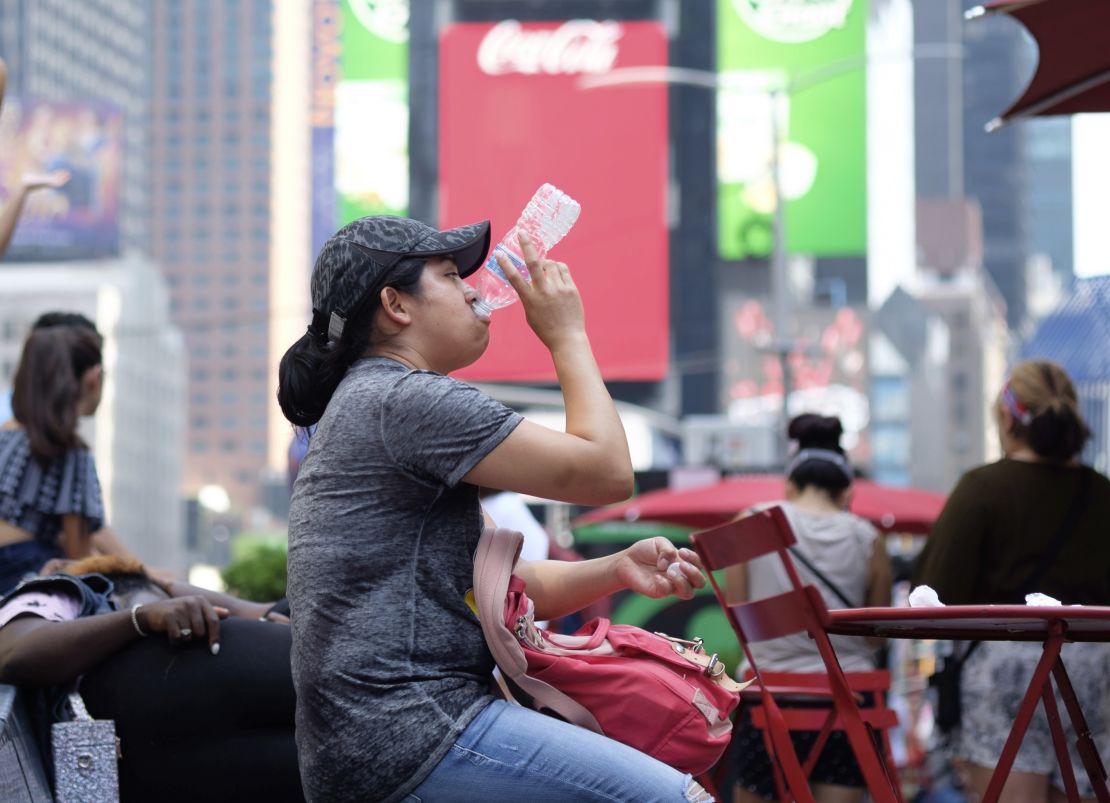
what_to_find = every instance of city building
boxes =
[0,258,187,574]
[1026,117,1075,282]
[960,1,1035,331]
[0,0,150,253]
[914,200,1010,484]
[1022,277,1110,475]
[148,0,277,510]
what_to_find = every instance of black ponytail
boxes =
[277,256,425,428]
[277,310,377,428]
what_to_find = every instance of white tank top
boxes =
[744,501,881,673]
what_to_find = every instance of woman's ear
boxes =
[378,287,412,328]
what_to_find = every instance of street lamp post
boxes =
[767,86,792,458]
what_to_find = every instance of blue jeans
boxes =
[404,700,710,802]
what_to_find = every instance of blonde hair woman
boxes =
[914,359,1110,802]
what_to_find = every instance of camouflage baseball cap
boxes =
[309,215,491,342]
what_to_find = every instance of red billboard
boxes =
[439,20,669,382]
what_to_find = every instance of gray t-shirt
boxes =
[287,357,522,802]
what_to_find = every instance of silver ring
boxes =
[179,628,193,638]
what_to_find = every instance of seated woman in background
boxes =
[727,413,893,803]
[0,319,142,594]
[0,555,300,803]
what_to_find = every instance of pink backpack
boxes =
[473,527,749,775]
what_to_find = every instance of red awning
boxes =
[974,0,1110,129]
[573,475,946,535]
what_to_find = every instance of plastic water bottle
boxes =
[472,183,581,317]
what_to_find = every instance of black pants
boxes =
[80,617,303,803]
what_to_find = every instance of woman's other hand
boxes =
[497,230,585,350]
[21,170,70,192]
[615,538,706,601]
[136,596,229,653]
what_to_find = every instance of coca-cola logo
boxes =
[477,20,623,76]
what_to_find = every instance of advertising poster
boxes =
[720,289,871,458]
[0,100,122,261]
[312,0,409,256]
[439,20,670,382]
[336,0,409,222]
[717,0,867,259]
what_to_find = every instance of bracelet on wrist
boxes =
[130,603,149,637]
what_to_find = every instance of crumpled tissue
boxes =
[1024,592,1063,606]
[908,585,944,607]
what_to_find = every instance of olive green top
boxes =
[913,459,1110,606]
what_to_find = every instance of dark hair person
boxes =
[914,360,1110,802]
[727,413,892,803]
[278,215,711,802]
[0,554,299,803]
[0,325,107,593]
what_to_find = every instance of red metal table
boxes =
[825,605,1110,803]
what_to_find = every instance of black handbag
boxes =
[928,467,1092,734]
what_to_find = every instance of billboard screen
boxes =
[439,20,670,382]
[0,100,122,261]
[312,0,409,255]
[717,0,867,260]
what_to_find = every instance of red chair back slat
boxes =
[756,670,892,693]
[732,589,814,642]
[690,507,796,570]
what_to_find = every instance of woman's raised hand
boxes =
[21,170,70,192]
[136,596,230,654]
[496,230,585,349]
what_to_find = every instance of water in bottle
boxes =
[472,183,581,317]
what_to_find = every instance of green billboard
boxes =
[335,0,409,222]
[717,0,867,259]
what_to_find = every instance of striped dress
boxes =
[0,428,104,543]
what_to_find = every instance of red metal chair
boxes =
[746,670,901,800]
[691,506,903,803]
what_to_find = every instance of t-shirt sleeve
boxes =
[50,449,105,532]
[0,590,83,629]
[911,471,988,604]
[382,371,523,488]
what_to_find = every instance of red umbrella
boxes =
[573,475,946,535]
[970,0,1110,129]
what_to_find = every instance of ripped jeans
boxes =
[403,700,712,802]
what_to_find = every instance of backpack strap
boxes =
[473,527,603,733]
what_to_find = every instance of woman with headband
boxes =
[727,413,893,803]
[914,360,1110,802]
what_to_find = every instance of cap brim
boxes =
[408,220,491,278]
